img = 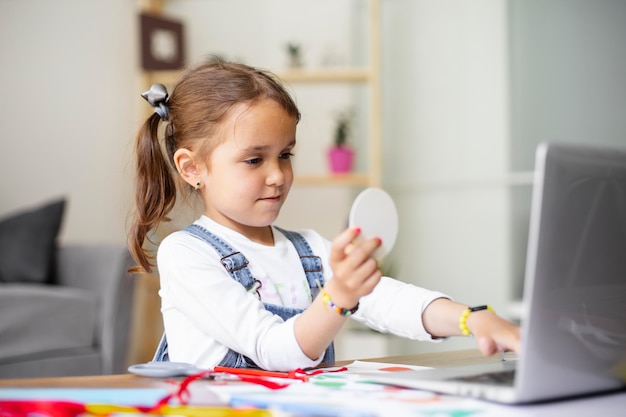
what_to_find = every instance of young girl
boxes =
[129,59,520,371]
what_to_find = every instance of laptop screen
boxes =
[520,142,626,398]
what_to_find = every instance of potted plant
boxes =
[327,110,355,174]
[285,42,303,68]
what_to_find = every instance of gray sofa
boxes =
[0,244,135,379]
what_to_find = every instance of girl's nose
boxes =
[266,162,286,186]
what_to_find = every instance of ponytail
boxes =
[129,113,177,273]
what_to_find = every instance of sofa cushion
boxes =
[0,284,98,361]
[0,198,66,284]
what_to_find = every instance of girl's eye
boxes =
[280,152,294,160]
[245,157,262,165]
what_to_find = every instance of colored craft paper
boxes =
[0,388,168,406]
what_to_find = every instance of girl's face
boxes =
[200,99,297,243]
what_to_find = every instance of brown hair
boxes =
[129,59,301,273]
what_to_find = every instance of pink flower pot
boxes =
[328,146,354,173]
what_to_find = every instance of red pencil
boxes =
[213,366,309,382]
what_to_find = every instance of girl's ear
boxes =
[173,148,201,188]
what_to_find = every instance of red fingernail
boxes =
[376,237,383,244]
[354,227,361,234]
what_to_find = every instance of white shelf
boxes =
[144,67,371,86]
[295,173,372,187]
[275,68,372,83]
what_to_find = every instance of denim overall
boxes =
[153,224,335,368]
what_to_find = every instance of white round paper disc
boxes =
[348,187,398,261]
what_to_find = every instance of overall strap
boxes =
[184,224,256,291]
[188,224,324,291]
[274,226,325,291]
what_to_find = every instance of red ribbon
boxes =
[0,400,87,417]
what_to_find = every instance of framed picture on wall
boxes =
[140,13,185,70]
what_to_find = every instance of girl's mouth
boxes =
[260,195,281,202]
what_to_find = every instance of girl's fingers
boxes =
[334,237,381,283]
[335,258,380,292]
[331,227,382,268]
[476,319,521,356]
[352,256,380,285]
[477,337,498,356]
[330,227,361,262]
[328,227,383,304]
[344,235,382,265]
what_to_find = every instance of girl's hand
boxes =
[294,227,383,361]
[423,298,521,356]
[325,227,382,310]
[467,310,521,355]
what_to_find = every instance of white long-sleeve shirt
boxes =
[157,216,448,371]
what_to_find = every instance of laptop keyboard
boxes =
[451,369,516,386]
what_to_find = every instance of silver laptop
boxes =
[370,142,626,403]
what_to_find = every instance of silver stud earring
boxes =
[194,181,201,190]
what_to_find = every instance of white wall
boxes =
[509,0,626,171]
[0,0,138,244]
[379,0,513,354]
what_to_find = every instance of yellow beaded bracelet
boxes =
[459,305,494,336]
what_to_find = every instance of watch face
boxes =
[140,13,185,71]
